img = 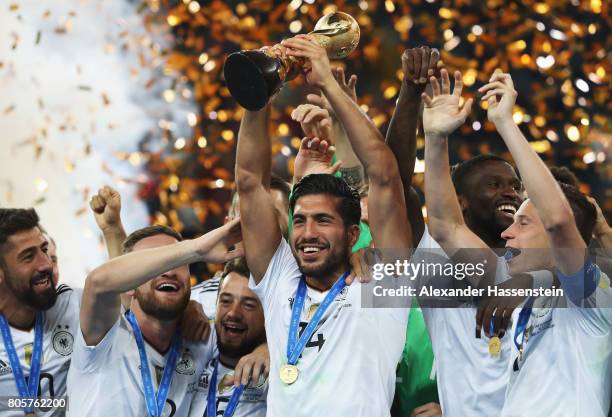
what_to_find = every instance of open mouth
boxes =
[496,203,518,216]
[299,245,327,261]
[222,322,246,337]
[32,277,51,288]
[155,282,180,293]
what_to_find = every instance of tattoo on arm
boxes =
[340,166,365,193]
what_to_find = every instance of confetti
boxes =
[126,0,609,270]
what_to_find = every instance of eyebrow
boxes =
[17,246,38,260]
[219,292,259,303]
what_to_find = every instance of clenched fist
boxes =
[90,186,122,232]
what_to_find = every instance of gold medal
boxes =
[279,364,299,385]
[488,336,501,357]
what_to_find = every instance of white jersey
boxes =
[249,239,409,417]
[191,276,221,321]
[188,354,267,417]
[0,285,81,417]
[502,271,612,417]
[67,312,216,417]
[416,228,512,417]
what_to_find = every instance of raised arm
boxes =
[306,68,366,193]
[480,71,586,274]
[90,186,127,259]
[386,47,440,243]
[283,35,411,249]
[235,106,282,282]
[422,69,485,251]
[588,196,612,249]
[80,219,242,345]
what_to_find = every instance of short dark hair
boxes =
[558,183,596,244]
[223,257,250,278]
[451,154,517,197]
[270,173,291,200]
[0,209,40,246]
[219,257,251,293]
[550,166,580,188]
[122,225,183,254]
[290,174,361,226]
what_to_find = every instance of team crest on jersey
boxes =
[176,351,195,375]
[52,327,74,356]
[0,359,12,376]
[218,373,235,395]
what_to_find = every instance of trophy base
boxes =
[224,50,282,111]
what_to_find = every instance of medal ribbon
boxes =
[287,272,348,365]
[126,310,182,417]
[206,359,246,417]
[0,312,43,414]
[513,298,534,355]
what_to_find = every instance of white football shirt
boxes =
[67,312,216,417]
[416,228,512,417]
[502,271,612,417]
[191,276,221,322]
[249,239,409,417]
[0,284,81,417]
[188,355,267,417]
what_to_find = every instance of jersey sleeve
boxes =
[560,263,612,334]
[249,238,300,313]
[70,319,120,373]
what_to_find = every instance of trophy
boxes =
[223,12,360,111]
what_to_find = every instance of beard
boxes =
[5,269,57,311]
[294,240,351,281]
[216,321,266,359]
[134,286,190,321]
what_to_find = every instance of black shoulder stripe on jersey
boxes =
[56,284,73,295]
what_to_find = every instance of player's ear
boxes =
[348,223,360,248]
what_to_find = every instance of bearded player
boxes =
[189,258,268,417]
[67,218,243,417]
[0,209,81,417]
[235,34,412,416]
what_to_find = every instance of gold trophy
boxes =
[223,12,360,110]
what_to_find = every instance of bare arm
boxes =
[80,219,242,346]
[589,196,612,249]
[480,71,586,274]
[386,47,440,244]
[283,35,410,249]
[422,70,502,291]
[422,69,484,251]
[235,106,282,282]
[306,68,366,192]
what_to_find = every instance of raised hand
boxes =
[293,137,342,183]
[478,69,517,125]
[194,217,244,264]
[281,35,334,89]
[291,104,332,141]
[422,69,473,138]
[402,46,441,87]
[306,67,358,114]
[90,186,122,232]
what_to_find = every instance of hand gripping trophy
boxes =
[223,12,360,111]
